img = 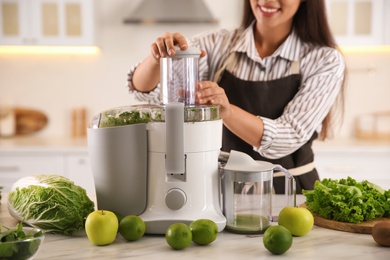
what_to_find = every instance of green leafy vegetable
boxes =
[303,177,390,223]
[0,222,43,259]
[100,110,151,128]
[8,174,95,236]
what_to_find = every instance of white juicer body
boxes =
[139,114,226,234]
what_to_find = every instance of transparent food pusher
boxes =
[87,46,226,234]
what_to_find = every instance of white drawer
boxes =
[0,155,65,192]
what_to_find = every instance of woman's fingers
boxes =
[151,32,188,60]
[200,49,207,58]
[162,32,175,56]
[196,81,232,118]
[197,82,227,105]
[172,32,188,50]
[150,42,161,59]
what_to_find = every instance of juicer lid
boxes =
[223,150,275,172]
[88,104,220,129]
[172,45,201,58]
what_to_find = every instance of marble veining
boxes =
[1,195,389,260]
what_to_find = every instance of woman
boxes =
[127,0,346,193]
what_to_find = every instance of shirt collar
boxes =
[231,21,301,62]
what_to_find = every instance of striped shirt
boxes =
[127,22,345,159]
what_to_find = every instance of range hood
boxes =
[123,0,218,24]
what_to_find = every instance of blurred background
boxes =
[1,0,389,138]
[0,0,389,192]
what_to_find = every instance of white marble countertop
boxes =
[1,194,388,260]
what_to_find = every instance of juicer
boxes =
[87,46,226,234]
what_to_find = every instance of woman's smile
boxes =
[259,5,280,17]
[251,0,301,32]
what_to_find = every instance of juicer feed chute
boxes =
[160,46,200,105]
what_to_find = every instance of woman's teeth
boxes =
[260,6,278,13]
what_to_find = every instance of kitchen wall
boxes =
[0,0,389,139]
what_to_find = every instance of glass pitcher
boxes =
[220,150,296,234]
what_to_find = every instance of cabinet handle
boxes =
[78,158,86,165]
[0,166,20,173]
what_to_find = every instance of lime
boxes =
[119,215,146,241]
[165,223,192,250]
[263,225,293,255]
[189,219,218,245]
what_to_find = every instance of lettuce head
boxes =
[303,177,390,224]
[8,174,95,236]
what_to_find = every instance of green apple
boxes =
[85,210,119,246]
[278,206,314,236]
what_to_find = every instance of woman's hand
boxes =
[150,32,206,62]
[197,81,233,119]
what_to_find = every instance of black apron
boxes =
[218,65,319,194]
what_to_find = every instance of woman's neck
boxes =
[254,22,292,58]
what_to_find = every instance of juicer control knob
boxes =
[165,188,187,210]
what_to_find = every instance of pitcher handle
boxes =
[273,165,297,207]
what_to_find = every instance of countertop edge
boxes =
[1,136,390,153]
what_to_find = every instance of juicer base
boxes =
[139,210,226,234]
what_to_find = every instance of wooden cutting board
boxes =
[14,107,48,135]
[300,203,390,234]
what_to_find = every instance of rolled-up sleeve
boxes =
[127,61,161,104]
[254,48,345,159]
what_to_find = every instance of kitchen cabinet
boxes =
[1,137,389,197]
[0,150,95,194]
[65,153,95,194]
[0,0,94,46]
[313,142,390,190]
[325,0,388,45]
[0,153,65,191]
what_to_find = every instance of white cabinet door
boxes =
[65,153,95,194]
[326,0,386,45]
[0,0,30,45]
[30,0,94,46]
[0,0,94,46]
[314,150,390,190]
[0,153,65,192]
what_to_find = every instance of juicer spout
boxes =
[218,150,230,163]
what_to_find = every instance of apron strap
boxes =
[213,29,243,83]
[214,55,300,83]
[213,52,237,82]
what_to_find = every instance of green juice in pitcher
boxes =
[226,214,270,234]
